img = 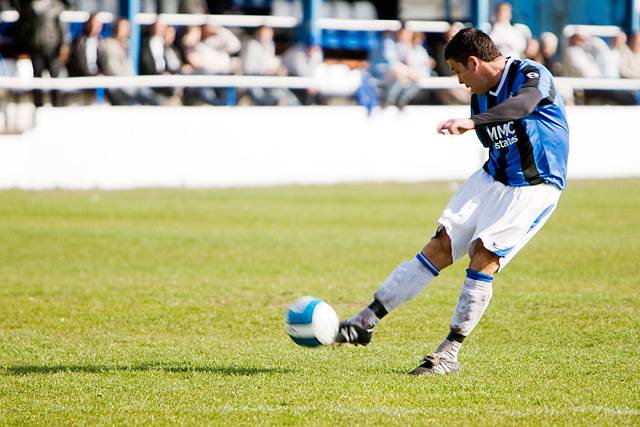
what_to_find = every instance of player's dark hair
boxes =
[444,28,502,65]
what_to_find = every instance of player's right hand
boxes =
[437,118,475,135]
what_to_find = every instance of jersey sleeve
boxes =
[513,62,553,99]
[470,88,542,125]
[470,61,555,126]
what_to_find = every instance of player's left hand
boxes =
[437,118,475,135]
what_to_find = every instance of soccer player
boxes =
[334,28,569,375]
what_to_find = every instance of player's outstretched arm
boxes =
[437,118,475,135]
[470,87,543,125]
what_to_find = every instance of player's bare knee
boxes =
[468,240,500,275]
[421,229,453,271]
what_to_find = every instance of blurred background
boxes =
[0,0,638,187]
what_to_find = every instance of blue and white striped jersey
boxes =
[471,58,569,190]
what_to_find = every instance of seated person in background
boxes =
[282,41,324,105]
[162,26,184,75]
[539,32,561,75]
[66,13,104,104]
[140,22,184,102]
[368,24,425,108]
[407,32,434,77]
[432,22,470,105]
[563,31,630,104]
[615,31,640,104]
[617,32,640,79]
[180,25,233,106]
[140,22,168,76]
[282,38,363,105]
[100,18,160,105]
[67,13,103,77]
[563,32,618,78]
[198,23,241,75]
[400,31,435,106]
[524,38,543,63]
[179,25,201,72]
[241,26,298,106]
[196,23,241,105]
[488,2,528,59]
[563,32,603,78]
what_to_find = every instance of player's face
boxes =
[447,58,485,95]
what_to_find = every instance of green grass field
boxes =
[0,179,638,425]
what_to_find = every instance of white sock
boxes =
[450,269,493,336]
[436,269,493,360]
[349,253,439,329]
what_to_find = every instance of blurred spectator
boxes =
[367,25,424,108]
[197,24,241,75]
[563,31,632,104]
[163,26,184,75]
[100,18,160,105]
[488,2,528,59]
[563,32,611,78]
[282,42,324,104]
[433,22,464,76]
[196,23,241,105]
[615,31,640,104]
[395,30,434,107]
[611,32,626,65]
[179,26,201,73]
[431,22,470,105]
[140,22,183,102]
[140,24,184,75]
[67,14,103,77]
[242,26,284,75]
[618,32,640,79]
[540,32,561,75]
[140,22,168,75]
[282,40,363,106]
[406,32,434,78]
[368,30,394,75]
[524,38,543,63]
[14,0,68,106]
[179,25,228,106]
[241,26,298,106]
[282,43,323,78]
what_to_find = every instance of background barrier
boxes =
[0,105,636,189]
[1,74,640,91]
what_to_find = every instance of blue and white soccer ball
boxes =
[284,296,339,347]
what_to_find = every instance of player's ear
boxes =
[467,56,481,71]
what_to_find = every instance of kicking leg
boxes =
[335,230,453,345]
[411,240,497,375]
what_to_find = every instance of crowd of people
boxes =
[1,0,639,107]
[483,2,640,104]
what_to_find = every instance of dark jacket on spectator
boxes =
[67,34,103,77]
[139,36,183,75]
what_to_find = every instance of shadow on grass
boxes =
[2,364,291,376]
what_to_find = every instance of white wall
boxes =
[0,105,636,189]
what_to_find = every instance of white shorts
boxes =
[437,169,561,271]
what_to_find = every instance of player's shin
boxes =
[437,268,493,360]
[349,252,439,329]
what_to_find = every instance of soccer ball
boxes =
[284,296,339,347]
